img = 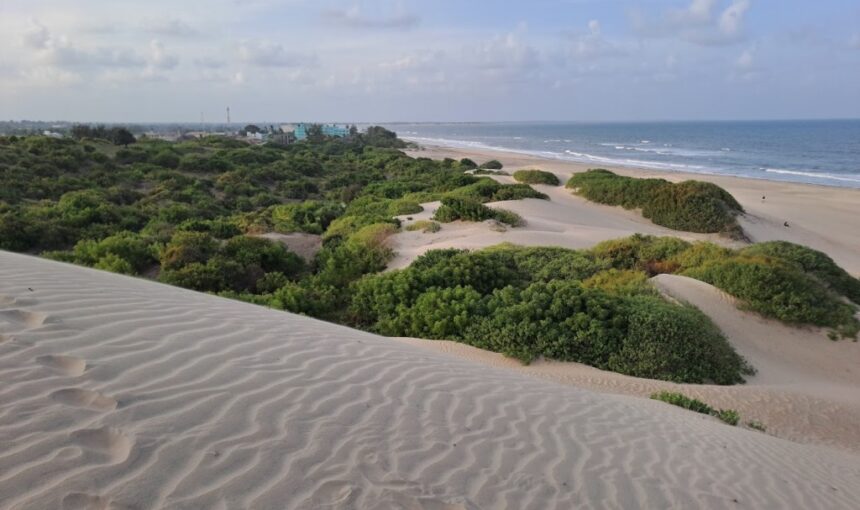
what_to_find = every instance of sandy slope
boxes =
[390,175,738,270]
[1,252,859,509]
[404,144,860,275]
[397,274,860,452]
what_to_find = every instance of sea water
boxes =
[387,120,860,188]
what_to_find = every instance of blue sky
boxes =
[1,0,858,122]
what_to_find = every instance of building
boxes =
[292,123,349,141]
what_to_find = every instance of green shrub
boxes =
[513,169,560,186]
[714,409,740,426]
[434,197,522,226]
[271,201,344,235]
[492,209,523,227]
[567,170,743,235]
[609,297,752,384]
[405,220,441,233]
[740,241,860,304]
[352,247,751,383]
[683,256,859,338]
[582,269,654,296]
[459,158,477,169]
[746,420,767,432]
[479,159,503,170]
[651,391,714,414]
[434,197,496,223]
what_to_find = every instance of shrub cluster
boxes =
[650,391,740,425]
[351,246,753,384]
[566,169,744,236]
[479,159,503,170]
[433,197,523,226]
[512,169,560,186]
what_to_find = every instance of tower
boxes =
[226,107,231,124]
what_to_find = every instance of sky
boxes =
[1,0,859,123]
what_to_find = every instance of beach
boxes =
[404,143,860,275]
[384,140,860,453]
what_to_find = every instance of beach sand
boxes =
[1,251,860,509]
[389,142,860,454]
[403,144,860,275]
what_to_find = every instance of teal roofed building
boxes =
[293,123,349,140]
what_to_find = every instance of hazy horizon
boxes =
[2,0,859,123]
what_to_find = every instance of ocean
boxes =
[386,120,860,189]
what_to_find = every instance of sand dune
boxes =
[390,182,737,270]
[407,145,860,275]
[398,274,860,453]
[1,251,859,509]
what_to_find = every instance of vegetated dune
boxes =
[398,273,860,452]
[389,179,739,270]
[2,251,860,509]
[406,145,860,276]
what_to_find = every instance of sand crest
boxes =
[1,251,859,509]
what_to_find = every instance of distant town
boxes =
[0,120,360,145]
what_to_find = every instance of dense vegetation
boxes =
[513,169,560,186]
[0,129,545,319]
[566,169,744,236]
[3,131,857,386]
[433,197,523,226]
[350,243,753,384]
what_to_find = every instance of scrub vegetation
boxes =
[567,169,745,237]
[3,130,857,386]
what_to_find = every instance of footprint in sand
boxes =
[51,388,118,411]
[37,355,87,376]
[62,492,135,510]
[0,309,51,329]
[70,427,133,464]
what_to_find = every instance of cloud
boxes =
[718,0,750,38]
[470,31,539,71]
[148,40,178,70]
[564,19,627,60]
[321,5,419,29]
[145,19,200,38]
[21,20,51,49]
[237,40,316,67]
[632,0,751,46]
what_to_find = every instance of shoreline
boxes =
[403,136,860,190]
[405,141,860,275]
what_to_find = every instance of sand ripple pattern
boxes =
[1,251,859,509]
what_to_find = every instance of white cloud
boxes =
[632,0,751,46]
[148,40,178,70]
[322,5,419,29]
[237,40,316,67]
[565,19,626,60]
[145,19,200,38]
[718,0,750,38]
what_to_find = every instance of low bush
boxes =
[513,169,560,186]
[740,241,860,304]
[434,198,523,226]
[352,246,752,384]
[479,159,503,170]
[567,170,743,236]
[405,220,441,233]
[650,391,742,425]
[682,256,859,338]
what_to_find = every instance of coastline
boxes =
[405,140,860,275]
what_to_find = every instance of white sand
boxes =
[403,144,860,275]
[397,274,860,452]
[2,251,860,509]
[389,142,860,454]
